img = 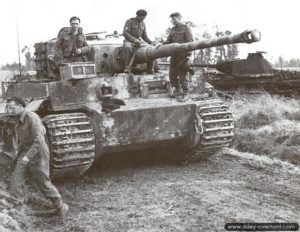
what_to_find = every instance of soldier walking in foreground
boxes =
[123,9,155,74]
[5,97,68,217]
[163,12,194,102]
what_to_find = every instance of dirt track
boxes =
[17,148,298,232]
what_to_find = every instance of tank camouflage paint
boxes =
[0,29,260,179]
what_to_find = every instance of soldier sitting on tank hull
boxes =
[48,16,91,69]
[123,9,156,74]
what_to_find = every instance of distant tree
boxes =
[157,22,241,65]
[273,56,300,68]
[1,62,24,72]
[225,30,239,60]
[24,51,35,70]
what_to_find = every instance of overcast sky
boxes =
[1,0,299,66]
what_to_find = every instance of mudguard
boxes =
[26,98,46,112]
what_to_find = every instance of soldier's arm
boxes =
[49,35,63,57]
[78,36,90,54]
[24,115,46,160]
[163,30,173,45]
[123,19,139,43]
[141,24,153,44]
[185,26,194,42]
[185,26,193,56]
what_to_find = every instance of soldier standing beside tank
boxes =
[48,16,90,64]
[123,9,155,74]
[163,12,194,102]
[5,97,68,217]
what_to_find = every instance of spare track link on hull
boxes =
[43,113,95,179]
[185,99,234,162]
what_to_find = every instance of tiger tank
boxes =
[202,52,300,95]
[0,29,261,179]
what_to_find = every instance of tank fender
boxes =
[26,98,46,112]
[184,106,203,149]
[82,102,105,158]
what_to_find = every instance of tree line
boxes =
[2,23,300,71]
[273,57,300,68]
[1,51,35,72]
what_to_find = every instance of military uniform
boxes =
[123,18,153,73]
[164,23,193,93]
[52,27,90,63]
[8,109,64,210]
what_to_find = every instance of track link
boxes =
[43,113,95,179]
[185,99,234,162]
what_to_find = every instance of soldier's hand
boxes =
[21,156,30,166]
[75,49,82,55]
[134,40,142,47]
[48,55,54,61]
[154,42,162,48]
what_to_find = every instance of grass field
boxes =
[0,87,299,231]
[230,94,300,165]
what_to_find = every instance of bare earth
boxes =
[5,148,294,232]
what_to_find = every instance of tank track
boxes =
[184,99,234,162]
[43,113,95,179]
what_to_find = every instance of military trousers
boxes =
[123,41,153,73]
[8,155,63,208]
[169,57,190,93]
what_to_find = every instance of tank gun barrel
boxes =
[135,29,261,63]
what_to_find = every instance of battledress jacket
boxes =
[52,27,90,59]
[123,17,152,44]
[163,23,193,57]
[16,109,50,171]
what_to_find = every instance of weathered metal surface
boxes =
[26,99,45,112]
[135,30,261,63]
[183,99,234,162]
[43,113,95,179]
[101,101,194,148]
[0,28,263,178]
[202,52,300,95]
[2,82,49,100]
[89,30,261,74]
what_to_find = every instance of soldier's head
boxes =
[6,97,26,116]
[136,9,147,22]
[170,12,182,26]
[69,16,81,32]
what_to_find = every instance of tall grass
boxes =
[230,94,300,165]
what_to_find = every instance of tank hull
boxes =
[1,72,234,179]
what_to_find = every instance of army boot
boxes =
[168,86,182,98]
[50,197,69,217]
[176,92,189,102]
[58,202,69,218]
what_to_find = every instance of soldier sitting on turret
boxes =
[48,16,91,65]
[123,9,155,74]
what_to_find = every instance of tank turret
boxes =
[91,30,261,74]
[201,51,300,95]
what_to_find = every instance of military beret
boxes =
[170,12,182,19]
[7,96,26,107]
[136,9,147,16]
[69,16,81,23]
